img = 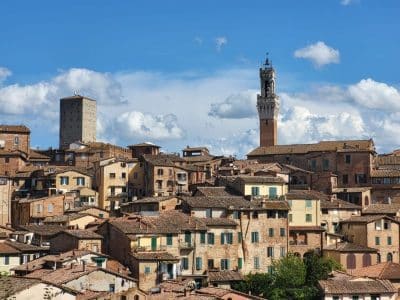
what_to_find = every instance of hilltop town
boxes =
[1,59,400,299]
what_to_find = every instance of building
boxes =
[0,125,30,156]
[49,229,103,253]
[129,142,161,158]
[59,95,97,149]
[340,215,400,263]
[0,176,13,226]
[257,56,279,148]
[351,262,400,290]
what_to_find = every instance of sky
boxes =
[0,0,399,157]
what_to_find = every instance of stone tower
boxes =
[59,95,97,149]
[257,56,279,147]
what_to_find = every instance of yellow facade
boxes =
[288,198,320,226]
[243,183,287,198]
[56,170,91,193]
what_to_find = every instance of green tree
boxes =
[232,272,273,297]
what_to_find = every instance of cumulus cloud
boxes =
[115,111,184,140]
[294,41,340,67]
[215,36,228,51]
[208,90,257,119]
[0,67,11,84]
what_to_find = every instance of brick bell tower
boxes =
[257,54,279,147]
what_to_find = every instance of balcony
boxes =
[178,241,194,250]
[132,245,167,252]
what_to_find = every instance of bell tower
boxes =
[257,55,279,147]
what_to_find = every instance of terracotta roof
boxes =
[248,139,375,157]
[181,196,251,209]
[0,242,21,254]
[376,155,400,166]
[321,198,362,210]
[289,226,325,231]
[371,169,400,177]
[324,242,377,253]
[60,230,103,239]
[0,125,30,133]
[44,213,93,224]
[0,277,43,299]
[196,287,264,300]
[351,262,400,280]
[340,215,399,224]
[362,204,400,215]
[17,194,65,204]
[131,251,179,261]
[18,225,66,236]
[202,218,238,227]
[29,150,51,161]
[233,175,285,184]
[318,278,396,294]
[208,270,243,282]
[131,196,177,204]
[250,199,291,210]
[110,211,207,235]
[286,190,330,200]
[143,154,180,167]
[4,240,48,252]
[194,187,232,197]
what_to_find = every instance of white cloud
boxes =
[0,67,11,84]
[348,78,400,111]
[208,90,257,119]
[215,36,228,52]
[115,111,184,140]
[340,0,356,5]
[294,41,340,67]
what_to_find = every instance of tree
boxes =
[232,272,273,297]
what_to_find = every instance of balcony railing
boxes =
[178,241,194,249]
[132,245,167,252]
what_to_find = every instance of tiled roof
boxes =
[131,196,177,204]
[250,199,291,210]
[248,139,375,157]
[286,190,330,200]
[340,215,398,224]
[351,262,400,280]
[234,175,285,184]
[324,242,377,253]
[289,226,325,231]
[29,150,51,161]
[131,251,179,261]
[143,154,179,167]
[362,204,400,215]
[18,225,66,236]
[318,278,396,294]
[371,169,400,177]
[182,196,251,209]
[376,155,400,166]
[0,242,21,254]
[4,240,48,252]
[18,194,65,204]
[202,218,238,227]
[194,187,232,197]
[208,270,243,282]
[61,230,103,239]
[44,213,92,223]
[321,198,362,210]
[0,125,30,133]
[128,142,160,148]
[0,277,41,299]
[110,211,207,234]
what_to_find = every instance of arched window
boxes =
[362,253,371,267]
[346,253,356,269]
[387,253,393,262]
[377,253,381,263]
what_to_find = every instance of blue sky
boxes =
[0,0,399,157]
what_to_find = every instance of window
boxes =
[181,257,189,270]
[166,234,173,246]
[36,204,42,213]
[268,266,274,274]
[355,174,367,184]
[220,232,233,245]
[205,208,212,218]
[60,176,69,185]
[208,259,214,269]
[345,154,351,164]
[4,255,9,265]
[238,232,242,243]
[221,259,230,270]
[268,228,274,237]
[280,247,286,257]
[47,204,53,213]
[109,173,116,179]
[362,253,371,267]
[157,169,164,176]
[76,177,85,186]
[305,214,312,223]
[109,284,115,292]
[333,297,339,300]
[310,159,317,171]
[14,136,19,145]
[352,296,359,300]
[251,186,260,196]
[288,214,293,223]
[305,200,312,208]
[377,253,381,263]
[346,253,356,269]
[121,172,126,179]
[238,258,243,270]
[387,253,393,262]
[5,157,9,163]
[144,266,151,274]
[280,228,286,237]
[342,174,348,185]
[169,169,173,176]
[133,172,138,179]
[322,159,329,171]
[254,257,260,269]
[184,231,191,246]
[195,257,202,270]
[388,236,392,245]
[269,187,277,199]
[252,211,258,219]
[384,221,391,230]
[200,232,206,244]
[232,211,240,219]
[375,236,380,246]
[110,187,115,196]
[251,232,259,243]
[207,233,215,245]
[375,221,382,230]
[267,247,274,258]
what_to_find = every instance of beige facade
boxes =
[0,176,13,226]
[54,170,92,194]
[59,95,96,149]
[49,231,102,253]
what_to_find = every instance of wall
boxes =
[0,254,20,273]
[288,199,320,227]
[55,171,92,193]
[13,283,77,300]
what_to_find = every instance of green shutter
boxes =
[208,233,214,245]
[269,187,277,199]
[238,258,243,269]
[196,257,202,270]
[166,234,173,246]
[238,232,242,243]
[151,237,157,250]
[200,232,206,244]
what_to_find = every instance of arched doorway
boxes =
[387,253,393,262]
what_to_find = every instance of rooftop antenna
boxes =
[73,90,79,96]
[264,52,270,67]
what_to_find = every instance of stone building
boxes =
[49,229,103,253]
[340,215,400,263]
[129,142,161,158]
[59,95,97,149]
[0,176,13,226]
[0,125,30,156]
